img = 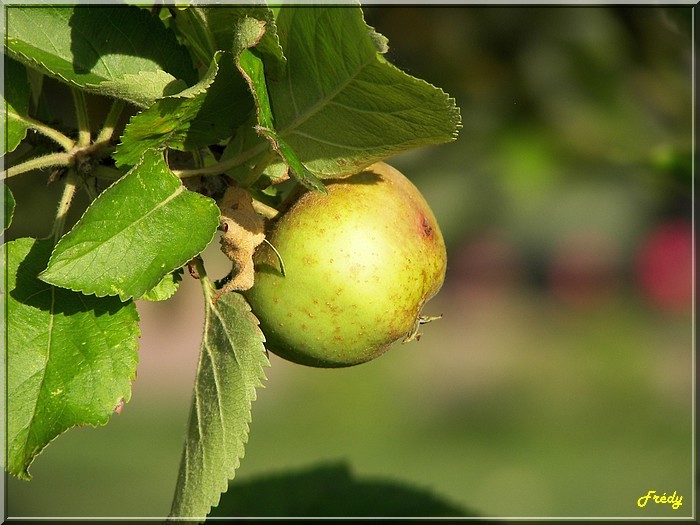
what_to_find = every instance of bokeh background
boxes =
[5,5,694,519]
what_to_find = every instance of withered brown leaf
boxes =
[216,185,266,300]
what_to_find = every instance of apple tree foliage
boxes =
[2,4,460,519]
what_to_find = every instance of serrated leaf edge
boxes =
[5,45,178,109]
[170,288,269,519]
[15,307,141,480]
[247,6,462,181]
[113,53,225,168]
[38,151,219,300]
[203,296,268,513]
[5,238,141,479]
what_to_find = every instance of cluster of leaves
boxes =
[3,4,459,519]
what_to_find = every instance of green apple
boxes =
[246,162,446,368]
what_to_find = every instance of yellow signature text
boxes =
[637,490,683,510]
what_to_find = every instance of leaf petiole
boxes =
[3,152,73,180]
[7,112,76,151]
[95,99,125,145]
[194,256,209,284]
[70,88,91,147]
[51,169,79,244]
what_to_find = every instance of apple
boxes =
[245,162,446,368]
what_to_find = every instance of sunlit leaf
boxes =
[5,6,197,108]
[3,237,140,479]
[140,267,184,302]
[40,150,220,301]
[223,6,460,182]
[170,284,269,520]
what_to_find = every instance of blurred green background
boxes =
[5,5,694,519]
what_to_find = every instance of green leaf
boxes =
[3,237,140,479]
[2,57,31,154]
[4,184,16,232]
[140,267,184,302]
[208,463,471,518]
[237,49,326,193]
[114,51,252,168]
[113,53,220,168]
[39,150,220,301]
[5,6,197,108]
[225,6,461,181]
[170,284,269,520]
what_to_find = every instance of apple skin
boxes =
[245,162,447,368]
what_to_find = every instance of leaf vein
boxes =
[278,40,375,137]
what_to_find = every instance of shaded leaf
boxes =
[3,237,140,479]
[208,463,473,518]
[2,57,31,154]
[114,51,252,168]
[237,49,326,193]
[40,150,220,301]
[5,6,197,108]
[185,53,253,149]
[170,284,269,520]
[113,53,220,168]
[169,7,218,69]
